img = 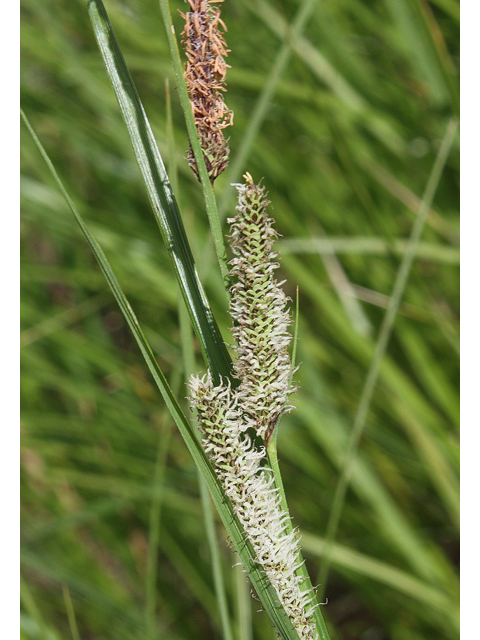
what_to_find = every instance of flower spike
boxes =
[180,0,233,182]
[189,372,318,640]
[228,175,298,443]
[189,176,317,639]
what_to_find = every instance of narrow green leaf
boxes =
[62,585,81,640]
[21,574,54,640]
[20,109,306,640]
[235,562,253,640]
[248,0,406,155]
[179,272,234,640]
[145,417,173,639]
[266,293,331,640]
[217,0,319,221]
[85,0,231,384]
[382,0,459,111]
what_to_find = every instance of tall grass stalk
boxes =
[85,0,232,381]
[179,298,234,640]
[22,2,331,625]
[145,413,173,639]
[171,61,234,637]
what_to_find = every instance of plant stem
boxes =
[85,0,233,383]
[62,585,81,640]
[235,562,253,640]
[265,291,331,640]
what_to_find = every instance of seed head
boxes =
[180,0,233,182]
[189,372,318,640]
[228,175,298,443]
[188,177,317,639]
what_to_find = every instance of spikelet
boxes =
[180,0,233,182]
[189,373,318,640]
[228,173,297,443]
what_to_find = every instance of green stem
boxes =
[85,0,232,384]
[199,475,235,640]
[62,585,81,640]
[165,77,178,196]
[279,237,460,264]
[145,83,178,640]
[20,575,51,640]
[21,106,307,640]
[169,69,234,637]
[266,443,331,640]
[235,562,253,640]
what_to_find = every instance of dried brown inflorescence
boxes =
[180,0,233,182]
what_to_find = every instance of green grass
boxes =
[21,0,459,639]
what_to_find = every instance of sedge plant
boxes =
[22,0,331,638]
[21,0,460,639]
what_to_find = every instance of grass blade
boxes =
[218,0,319,220]
[85,0,231,383]
[382,0,459,111]
[62,585,81,640]
[359,157,460,245]
[145,417,173,640]
[266,294,331,640]
[235,563,253,640]
[179,282,234,640]
[249,0,405,155]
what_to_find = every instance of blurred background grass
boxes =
[20,0,459,639]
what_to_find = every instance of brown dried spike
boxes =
[180,0,233,183]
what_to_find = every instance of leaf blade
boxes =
[86,0,231,384]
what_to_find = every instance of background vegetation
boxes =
[20,0,459,639]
